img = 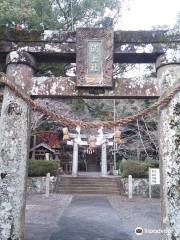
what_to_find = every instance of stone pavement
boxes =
[25,194,160,240]
[25,194,73,240]
[50,195,131,240]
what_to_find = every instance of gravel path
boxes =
[25,194,160,240]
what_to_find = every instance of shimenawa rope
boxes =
[0,72,180,129]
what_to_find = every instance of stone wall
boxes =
[27,177,56,194]
[122,178,160,198]
[27,177,160,198]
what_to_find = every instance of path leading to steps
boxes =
[50,195,131,240]
[25,194,160,240]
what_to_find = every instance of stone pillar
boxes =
[72,141,78,176]
[101,142,107,176]
[156,50,180,240]
[45,173,50,197]
[32,134,37,159]
[128,175,133,199]
[0,51,36,240]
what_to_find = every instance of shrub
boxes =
[119,159,127,174]
[28,160,59,177]
[120,160,148,178]
[145,157,159,168]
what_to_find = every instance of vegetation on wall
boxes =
[120,160,149,178]
[144,157,159,168]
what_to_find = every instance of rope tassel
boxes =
[114,129,121,144]
[89,135,97,149]
[63,127,70,141]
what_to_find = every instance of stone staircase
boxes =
[87,160,100,172]
[56,176,124,195]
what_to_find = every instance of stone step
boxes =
[61,175,116,177]
[58,186,119,190]
[60,176,120,179]
[58,183,119,187]
[87,166,100,171]
[60,183,119,187]
[59,183,118,187]
[60,177,120,181]
[59,180,119,184]
[56,176,124,195]
[58,185,119,189]
[59,180,118,184]
[57,190,120,194]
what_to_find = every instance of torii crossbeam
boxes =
[0,27,180,240]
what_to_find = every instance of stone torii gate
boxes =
[0,27,180,239]
[67,127,114,177]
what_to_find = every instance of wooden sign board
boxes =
[76,28,113,88]
[149,168,160,198]
[149,168,160,185]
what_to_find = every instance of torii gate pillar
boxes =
[101,142,107,176]
[156,50,180,240]
[72,141,79,176]
[0,51,36,240]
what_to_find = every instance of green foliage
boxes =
[0,0,121,30]
[119,159,127,173]
[0,0,59,29]
[120,160,149,178]
[71,99,86,113]
[78,162,86,171]
[70,99,106,119]
[92,101,106,119]
[36,63,67,77]
[0,1,22,25]
[144,99,156,108]
[28,160,59,177]
[0,0,121,76]
[145,157,159,168]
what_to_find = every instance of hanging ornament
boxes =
[87,147,94,155]
[76,125,81,134]
[63,127,70,141]
[96,126,104,145]
[114,129,121,144]
[89,135,97,150]
[75,125,82,144]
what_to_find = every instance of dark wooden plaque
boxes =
[76,28,113,88]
